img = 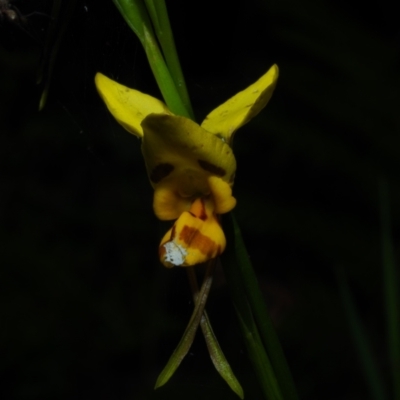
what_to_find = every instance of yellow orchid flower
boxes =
[95,65,279,267]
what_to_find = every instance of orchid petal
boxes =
[208,176,236,214]
[95,73,170,138]
[159,198,226,267]
[201,64,279,143]
[141,113,236,190]
[153,183,190,221]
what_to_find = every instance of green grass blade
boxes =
[141,26,191,117]
[112,0,191,118]
[379,178,400,400]
[337,268,388,400]
[144,0,194,119]
[226,213,299,400]
[221,231,283,400]
[235,300,282,400]
[112,0,150,43]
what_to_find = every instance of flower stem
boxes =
[142,25,191,118]
[144,0,194,119]
[111,0,191,118]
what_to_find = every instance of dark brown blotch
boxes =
[179,225,218,257]
[198,159,226,177]
[150,163,174,183]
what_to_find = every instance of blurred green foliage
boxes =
[1,0,398,399]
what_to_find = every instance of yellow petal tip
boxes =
[94,72,171,138]
[201,64,279,142]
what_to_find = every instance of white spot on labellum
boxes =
[163,242,188,266]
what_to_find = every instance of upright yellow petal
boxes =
[201,64,279,143]
[94,73,171,138]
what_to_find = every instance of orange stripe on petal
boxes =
[159,198,226,267]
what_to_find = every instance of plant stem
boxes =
[112,0,191,118]
[142,25,191,118]
[144,0,194,119]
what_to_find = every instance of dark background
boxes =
[1,0,399,399]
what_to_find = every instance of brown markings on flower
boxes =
[198,159,226,177]
[159,243,166,260]
[150,163,174,183]
[198,198,207,220]
[179,225,220,258]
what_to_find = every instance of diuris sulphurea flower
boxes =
[95,65,278,267]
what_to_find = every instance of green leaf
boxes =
[379,178,400,400]
[112,0,150,43]
[337,268,388,400]
[222,215,284,400]
[144,0,194,118]
[224,213,299,400]
[111,0,191,118]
